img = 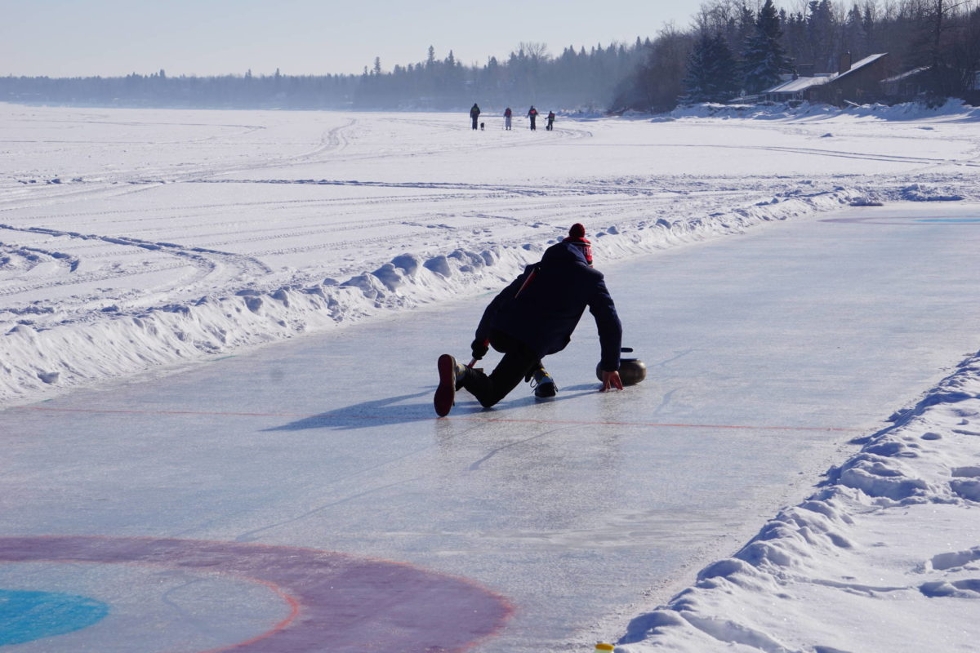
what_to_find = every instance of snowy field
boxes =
[2,100,980,651]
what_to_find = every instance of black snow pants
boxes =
[460,330,542,408]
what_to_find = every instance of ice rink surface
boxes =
[3,203,979,652]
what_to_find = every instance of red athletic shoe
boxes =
[434,354,458,417]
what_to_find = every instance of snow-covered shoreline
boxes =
[616,347,980,652]
[0,185,859,407]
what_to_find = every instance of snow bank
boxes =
[669,97,980,122]
[617,349,980,652]
[0,190,860,407]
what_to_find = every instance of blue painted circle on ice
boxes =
[0,589,109,645]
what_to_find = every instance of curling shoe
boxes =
[531,368,557,399]
[434,354,468,416]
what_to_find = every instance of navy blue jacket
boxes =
[475,241,623,371]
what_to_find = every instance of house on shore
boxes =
[764,53,890,106]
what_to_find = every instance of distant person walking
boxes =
[546,111,555,131]
[527,106,538,131]
[504,107,513,130]
[470,103,481,130]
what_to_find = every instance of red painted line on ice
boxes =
[23,404,862,433]
[823,215,980,225]
[454,415,864,433]
[0,536,513,653]
[198,577,301,653]
[25,405,304,419]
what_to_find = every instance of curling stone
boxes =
[596,347,647,386]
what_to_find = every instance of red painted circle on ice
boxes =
[0,536,512,652]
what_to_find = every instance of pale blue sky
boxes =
[2,0,708,77]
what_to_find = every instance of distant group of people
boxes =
[471,104,556,131]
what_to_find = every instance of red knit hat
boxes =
[563,223,593,264]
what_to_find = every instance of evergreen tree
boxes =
[842,4,868,59]
[782,10,809,70]
[683,32,713,102]
[741,0,793,93]
[683,31,739,103]
[807,0,837,72]
[736,4,757,50]
[861,2,878,52]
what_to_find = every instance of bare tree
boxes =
[517,42,551,62]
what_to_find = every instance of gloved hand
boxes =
[471,338,490,361]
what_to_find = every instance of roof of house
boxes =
[880,66,930,84]
[766,75,831,94]
[834,53,888,82]
[764,53,889,95]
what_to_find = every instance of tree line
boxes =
[615,0,980,112]
[0,42,647,113]
[2,0,978,115]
